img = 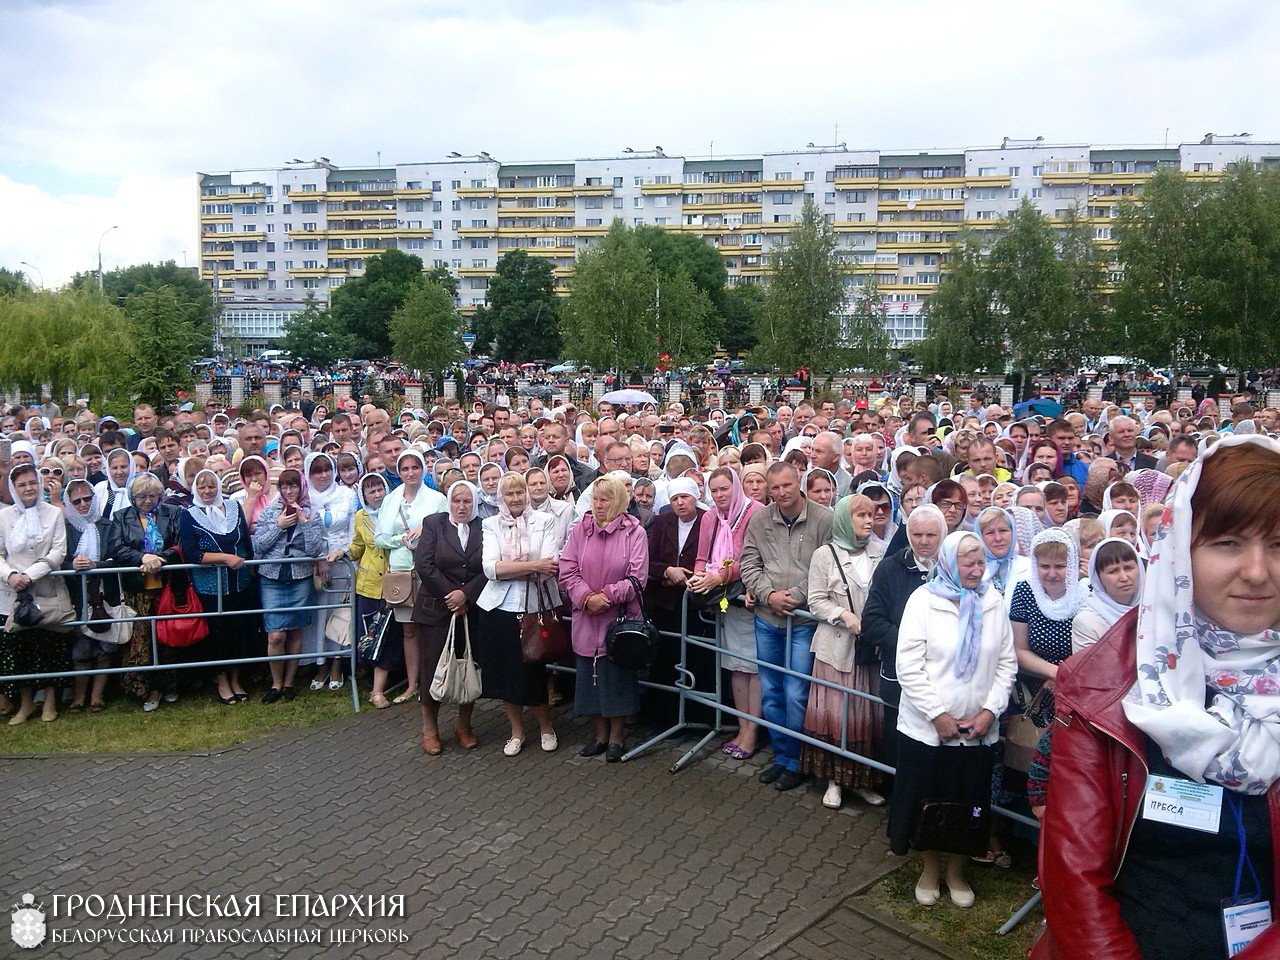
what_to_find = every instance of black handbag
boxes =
[358,606,395,663]
[909,800,991,857]
[604,575,659,670]
[12,591,42,629]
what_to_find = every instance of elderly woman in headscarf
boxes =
[162,456,204,509]
[801,493,888,809]
[630,476,658,530]
[888,529,1017,908]
[1039,435,1280,959]
[477,472,560,757]
[545,454,577,509]
[475,462,503,520]
[976,505,1025,600]
[525,465,574,550]
[108,472,184,712]
[1078,457,1120,517]
[741,462,770,505]
[181,468,257,705]
[558,475,649,762]
[301,452,359,693]
[61,478,114,713]
[1009,527,1081,729]
[0,463,72,725]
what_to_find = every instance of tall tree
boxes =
[71,260,213,343]
[753,199,846,376]
[719,281,763,356]
[389,280,464,390]
[561,220,659,373]
[280,293,343,367]
[471,250,561,361]
[121,286,206,409]
[425,265,459,299]
[0,267,31,297]
[843,277,894,371]
[330,249,425,358]
[917,229,1001,373]
[654,268,716,369]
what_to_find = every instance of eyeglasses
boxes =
[40,468,63,476]
[937,499,963,510]
[70,495,93,506]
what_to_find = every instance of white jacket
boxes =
[0,500,70,617]
[477,511,562,612]
[895,584,1018,747]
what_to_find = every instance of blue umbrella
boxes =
[1013,398,1064,418]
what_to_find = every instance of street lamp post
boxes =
[18,261,43,290]
[97,225,119,295]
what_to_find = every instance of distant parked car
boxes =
[547,361,578,374]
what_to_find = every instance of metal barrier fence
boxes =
[612,594,1042,935]
[0,558,362,713]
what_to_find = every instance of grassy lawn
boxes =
[863,837,1041,960]
[0,684,373,755]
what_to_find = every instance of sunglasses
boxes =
[70,495,93,506]
[40,467,63,476]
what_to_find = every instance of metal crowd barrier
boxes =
[619,593,1042,935]
[0,558,362,713]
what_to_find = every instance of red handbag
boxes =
[156,549,209,648]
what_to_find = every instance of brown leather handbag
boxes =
[519,578,570,665]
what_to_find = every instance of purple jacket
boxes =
[558,512,649,658]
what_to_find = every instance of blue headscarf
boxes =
[976,506,1016,593]
[926,531,988,682]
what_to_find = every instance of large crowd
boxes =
[0,382,1277,959]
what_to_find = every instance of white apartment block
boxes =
[198,134,1279,352]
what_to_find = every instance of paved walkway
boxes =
[1,703,958,959]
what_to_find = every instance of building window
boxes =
[405,201,424,212]
[451,200,461,211]
[1008,166,1020,177]
[613,197,624,209]
[803,171,815,182]
[452,239,462,250]
[634,197,644,208]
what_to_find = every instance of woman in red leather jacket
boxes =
[1037,436,1280,960]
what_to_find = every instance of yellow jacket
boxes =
[350,509,389,599]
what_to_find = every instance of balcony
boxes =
[203,230,266,241]
[878,197,965,210]
[572,184,615,197]
[497,185,570,198]
[964,175,1012,187]
[394,187,434,200]
[457,266,495,277]
[457,187,498,199]
[639,182,682,195]
[833,177,881,190]
[1041,170,1091,185]
[459,226,499,238]
[763,178,805,191]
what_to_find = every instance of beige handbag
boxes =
[324,596,353,646]
[429,613,481,705]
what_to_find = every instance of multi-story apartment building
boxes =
[198,134,1279,353]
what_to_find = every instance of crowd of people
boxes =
[0,382,1277,959]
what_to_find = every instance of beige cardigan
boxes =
[806,540,884,674]
[0,500,70,617]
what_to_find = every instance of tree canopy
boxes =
[471,250,561,361]
[329,249,426,358]
[389,279,463,389]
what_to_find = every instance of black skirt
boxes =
[887,733,996,856]
[477,608,547,706]
[197,586,260,666]
[0,626,70,697]
[574,654,641,719]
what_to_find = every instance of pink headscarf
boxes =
[238,455,274,529]
[708,469,760,575]
[1128,468,1173,510]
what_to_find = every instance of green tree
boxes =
[280,293,343,366]
[330,249,425,358]
[843,277,894,371]
[753,199,846,376]
[655,268,716,369]
[917,229,1001,373]
[389,280,464,390]
[121,285,206,409]
[471,250,561,361]
[635,225,728,346]
[719,282,763,356]
[71,260,213,344]
[0,267,31,297]
[425,265,459,299]
[561,220,659,374]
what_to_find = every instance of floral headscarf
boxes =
[926,530,988,682]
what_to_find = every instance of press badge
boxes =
[1141,774,1224,833]
[1221,898,1271,957]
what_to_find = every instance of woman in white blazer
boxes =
[888,530,1017,910]
[0,463,72,724]
[477,471,561,757]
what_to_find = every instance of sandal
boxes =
[972,849,1014,869]
[723,743,753,761]
[369,693,392,710]
[67,702,85,715]
[392,688,419,705]
[89,702,106,713]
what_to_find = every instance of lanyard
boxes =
[1227,793,1263,906]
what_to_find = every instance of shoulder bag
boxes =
[909,800,991,857]
[1004,683,1048,773]
[430,613,482,705]
[156,549,209,648]
[827,544,876,667]
[687,515,745,612]
[324,592,353,647]
[519,577,571,665]
[358,605,395,663]
[605,575,659,670]
[380,503,416,605]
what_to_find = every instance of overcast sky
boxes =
[2,0,1277,285]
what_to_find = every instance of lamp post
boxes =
[97,225,119,294]
[18,261,42,290]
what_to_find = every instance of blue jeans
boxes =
[754,616,816,773]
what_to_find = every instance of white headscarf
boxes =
[1026,527,1082,621]
[187,468,241,537]
[7,466,45,549]
[63,478,105,562]
[905,503,946,574]
[99,447,138,517]
[1123,435,1280,795]
[1083,537,1143,628]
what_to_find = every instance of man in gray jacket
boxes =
[739,462,833,791]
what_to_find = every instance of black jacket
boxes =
[860,546,930,686]
[105,504,185,593]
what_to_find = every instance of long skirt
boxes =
[0,625,70,698]
[799,659,882,790]
[477,608,547,706]
[887,733,996,856]
[120,589,180,698]
[419,609,480,703]
[197,587,260,670]
[574,654,641,719]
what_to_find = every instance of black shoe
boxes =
[281,686,296,702]
[605,743,625,763]
[215,692,235,705]
[579,740,606,758]
[774,770,804,791]
[231,693,248,702]
[758,763,785,785]
[261,687,282,705]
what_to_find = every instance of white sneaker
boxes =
[541,731,558,752]
[822,782,842,809]
[503,737,524,757]
[855,788,886,806]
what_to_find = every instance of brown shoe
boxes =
[455,727,478,750]
[421,732,443,756]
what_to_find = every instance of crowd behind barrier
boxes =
[2,364,1279,959]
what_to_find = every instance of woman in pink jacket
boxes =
[558,476,649,763]
[688,467,765,760]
